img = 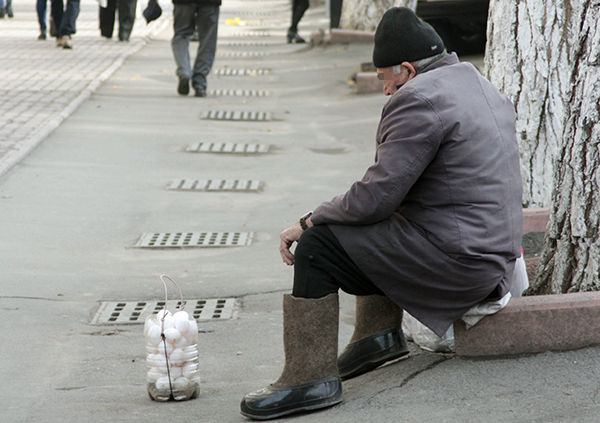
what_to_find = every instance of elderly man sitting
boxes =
[241,7,523,420]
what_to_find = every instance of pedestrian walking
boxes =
[36,0,63,40]
[240,7,523,420]
[99,0,137,42]
[55,0,80,49]
[287,0,307,43]
[171,0,220,97]
[0,0,14,18]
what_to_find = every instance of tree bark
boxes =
[484,0,578,207]
[526,1,600,294]
[339,0,417,31]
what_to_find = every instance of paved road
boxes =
[1,1,599,423]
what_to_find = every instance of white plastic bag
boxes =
[402,255,529,352]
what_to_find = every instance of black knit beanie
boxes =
[373,7,445,68]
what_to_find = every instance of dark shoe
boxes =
[338,328,409,380]
[287,30,305,44]
[38,31,47,40]
[241,294,341,420]
[177,77,190,96]
[0,8,5,18]
[6,4,13,17]
[241,376,342,420]
[194,87,206,97]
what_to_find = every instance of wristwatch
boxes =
[299,211,313,231]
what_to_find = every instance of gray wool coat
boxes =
[311,53,523,337]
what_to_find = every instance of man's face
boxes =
[377,63,415,96]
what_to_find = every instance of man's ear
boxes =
[403,62,417,80]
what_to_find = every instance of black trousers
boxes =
[293,225,384,298]
[99,0,137,41]
[290,0,309,32]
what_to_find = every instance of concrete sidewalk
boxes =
[1,1,599,423]
[0,0,171,177]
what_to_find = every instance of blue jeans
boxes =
[58,0,80,37]
[171,4,219,90]
[0,0,11,8]
[37,0,64,33]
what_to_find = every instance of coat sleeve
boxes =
[312,90,444,226]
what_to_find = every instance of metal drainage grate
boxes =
[186,142,270,154]
[135,232,254,248]
[91,298,239,325]
[167,179,263,192]
[213,68,270,76]
[235,11,275,16]
[218,52,269,58]
[209,89,270,97]
[200,110,273,121]
[231,31,271,37]
[225,42,270,47]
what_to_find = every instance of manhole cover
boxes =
[200,110,273,121]
[213,68,270,76]
[186,142,270,154]
[209,89,270,97]
[135,232,254,248]
[91,298,239,325]
[219,52,269,58]
[167,179,263,192]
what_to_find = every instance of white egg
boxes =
[169,348,185,367]
[157,340,173,356]
[182,346,198,362]
[173,377,191,391]
[174,336,190,350]
[182,362,198,379]
[163,328,182,343]
[144,316,158,336]
[146,353,158,368]
[155,376,172,391]
[161,314,175,330]
[169,366,183,380]
[147,367,164,382]
[147,325,162,346]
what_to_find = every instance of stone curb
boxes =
[329,29,375,44]
[454,291,600,357]
[523,207,549,233]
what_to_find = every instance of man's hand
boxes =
[279,223,304,266]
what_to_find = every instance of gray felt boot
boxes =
[338,295,409,380]
[241,293,342,420]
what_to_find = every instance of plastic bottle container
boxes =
[145,309,200,401]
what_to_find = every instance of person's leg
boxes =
[5,0,13,17]
[171,3,195,95]
[294,226,409,380]
[58,0,80,48]
[37,0,48,38]
[0,0,4,19]
[292,225,384,298]
[99,0,116,38]
[288,0,309,43]
[241,225,381,419]
[190,5,219,96]
[117,0,137,41]
[50,0,64,38]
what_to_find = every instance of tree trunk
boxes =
[484,0,578,207]
[527,1,600,294]
[339,0,417,31]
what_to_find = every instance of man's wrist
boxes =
[299,211,313,231]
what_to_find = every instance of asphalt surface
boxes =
[1,1,599,423]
